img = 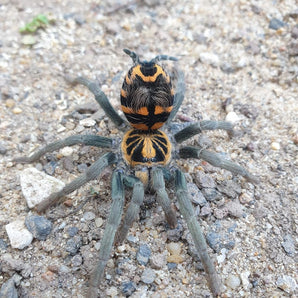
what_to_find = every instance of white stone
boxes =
[225,274,241,289]
[20,167,65,208]
[60,146,74,157]
[225,111,241,123]
[240,271,251,289]
[199,52,220,67]
[5,220,33,249]
[79,118,96,127]
[271,142,280,150]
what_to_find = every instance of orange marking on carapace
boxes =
[131,64,166,83]
[136,106,149,116]
[154,106,173,115]
[121,105,134,114]
[132,123,149,130]
[121,89,127,98]
[150,122,164,130]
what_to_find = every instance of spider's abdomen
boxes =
[121,63,174,131]
[121,129,171,167]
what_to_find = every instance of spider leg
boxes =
[66,76,125,127]
[174,120,233,143]
[166,69,185,124]
[179,146,258,183]
[14,135,112,163]
[114,175,144,244]
[88,170,124,297]
[35,152,116,212]
[174,168,222,297]
[152,167,177,228]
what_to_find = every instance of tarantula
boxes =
[15,49,257,297]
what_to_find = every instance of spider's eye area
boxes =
[120,62,174,131]
[121,129,171,167]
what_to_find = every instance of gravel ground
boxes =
[0,1,297,297]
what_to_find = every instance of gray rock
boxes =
[206,231,236,253]
[121,281,136,296]
[269,18,286,30]
[66,236,83,255]
[276,275,297,294]
[25,215,52,240]
[137,244,151,265]
[188,183,207,206]
[0,143,7,155]
[141,268,156,284]
[0,277,18,298]
[281,234,295,256]
[195,172,216,188]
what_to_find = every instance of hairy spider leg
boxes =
[174,168,222,296]
[35,152,116,212]
[174,120,233,143]
[179,146,258,183]
[66,76,125,127]
[114,175,145,244]
[166,69,186,124]
[88,170,125,297]
[152,167,177,228]
[14,135,112,163]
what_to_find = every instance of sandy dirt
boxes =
[0,1,297,297]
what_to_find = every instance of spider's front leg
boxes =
[88,170,125,298]
[174,168,222,297]
[65,76,125,127]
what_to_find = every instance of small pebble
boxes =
[0,143,7,155]
[271,142,280,150]
[225,274,241,289]
[77,163,88,173]
[121,281,136,296]
[25,215,52,240]
[269,18,286,30]
[199,52,220,66]
[281,234,295,256]
[95,217,103,228]
[200,205,212,216]
[20,167,65,208]
[60,146,74,157]
[79,118,96,127]
[12,107,23,114]
[67,226,79,237]
[276,275,297,293]
[141,268,156,284]
[0,277,18,298]
[194,172,216,188]
[5,99,15,108]
[201,188,221,202]
[206,231,235,252]
[5,220,33,249]
[167,254,184,264]
[225,111,240,123]
[71,254,83,267]
[83,211,96,221]
[0,238,8,251]
[188,183,207,206]
[65,236,82,255]
[137,244,151,265]
[167,242,181,255]
[150,253,166,269]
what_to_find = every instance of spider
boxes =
[15,49,257,297]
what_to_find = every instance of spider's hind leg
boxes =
[174,168,222,297]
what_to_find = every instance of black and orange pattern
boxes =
[121,129,171,167]
[120,50,176,167]
[121,60,174,131]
